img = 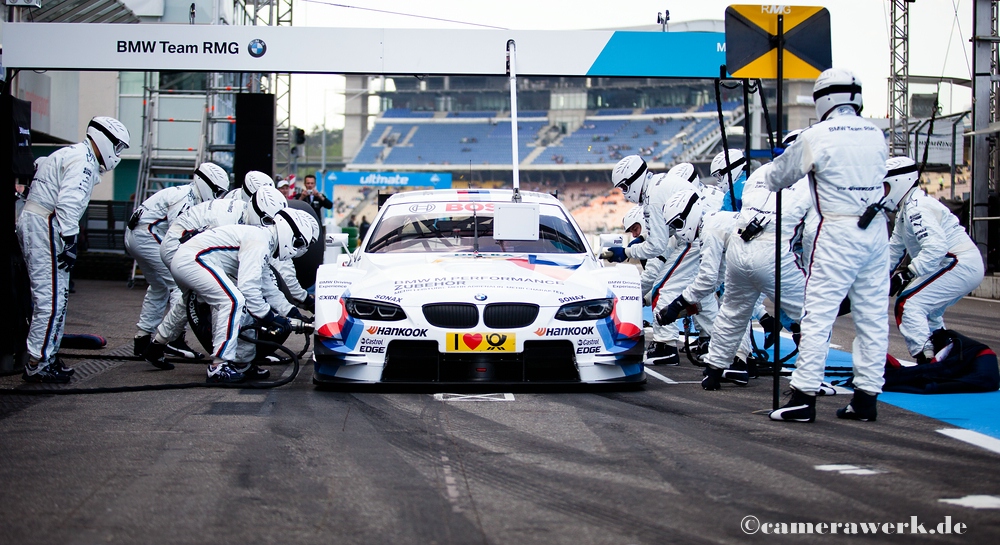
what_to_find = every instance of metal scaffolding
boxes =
[888,0,910,157]
[972,0,998,263]
[234,0,294,177]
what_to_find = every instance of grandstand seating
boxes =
[350,101,739,169]
[595,108,636,116]
[382,108,434,118]
[353,119,547,166]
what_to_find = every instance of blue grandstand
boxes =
[348,93,743,170]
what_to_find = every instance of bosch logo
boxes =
[474,294,488,301]
[248,39,267,58]
[409,204,436,213]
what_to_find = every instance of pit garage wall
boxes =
[13,69,122,200]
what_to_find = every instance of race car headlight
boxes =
[343,298,407,321]
[554,298,614,321]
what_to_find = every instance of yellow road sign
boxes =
[725,5,831,79]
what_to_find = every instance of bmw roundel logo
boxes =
[248,39,267,58]
[474,293,488,301]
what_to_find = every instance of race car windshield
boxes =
[366,202,586,254]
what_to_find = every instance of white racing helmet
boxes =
[271,208,320,260]
[782,129,804,147]
[661,189,705,244]
[246,185,287,227]
[611,155,648,204]
[709,149,746,187]
[881,156,919,213]
[667,162,700,187]
[813,68,863,121]
[86,116,130,173]
[622,205,645,234]
[241,171,275,201]
[192,162,229,202]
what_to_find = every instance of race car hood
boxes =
[349,253,606,305]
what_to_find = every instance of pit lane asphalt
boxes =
[1,280,999,544]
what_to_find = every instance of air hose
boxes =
[0,328,304,395]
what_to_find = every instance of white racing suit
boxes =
[169,225,276,364]
[676,211,741,358]
[705,170,812,371]
[766,110,890,395]
[16,143,101,366]
[157,200,303,345]
[625,173,710,344]
[890,189,985,358]
[125,184,201,334]
[222,185,253,202]
[694,180,729,215]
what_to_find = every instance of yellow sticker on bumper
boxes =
[446,332,516,352]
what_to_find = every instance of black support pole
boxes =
[772,14,784,411]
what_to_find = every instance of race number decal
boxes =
[446,332,516,352]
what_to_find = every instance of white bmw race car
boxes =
[312,188,645,385]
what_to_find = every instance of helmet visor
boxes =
[88,120,128,155]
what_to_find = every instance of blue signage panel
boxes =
[587,32,727,78]
[321,171,452,189]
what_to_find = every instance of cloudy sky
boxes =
[289,0,974,132]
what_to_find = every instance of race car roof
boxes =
[382,188,562,206]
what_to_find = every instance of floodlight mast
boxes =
[507,39,522,203]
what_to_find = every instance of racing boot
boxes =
[701,366,723,390]
[22,360,71,384]
[133,332,151,357]
[695,335,711,356]
[206,362,245,384]
[836,390,878,421]
[721,358,749,386]
[164,336,205,360]
[769,388,816,423]
[646,342,679,366]
[50,357,75,377]
[234,363,270,381]
[816,382,838,396]
[143,340,175,370]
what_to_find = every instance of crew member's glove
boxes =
[772,146,786,157]
[259,310,292,336]
[299,293,315,312]
[889,268,915,297]
[287,307,314,324]
[790,323,801,346]
[57,235,78,271]
[759,313,777,349]
[627,236,644,247]
[601,246,627,263]
[657,295,697,325]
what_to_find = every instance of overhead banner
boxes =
[2,23,725,78]
[911,128,966,166]
[724,5,831,79]
[324,171,452,189]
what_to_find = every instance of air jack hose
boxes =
[0,328,302,395]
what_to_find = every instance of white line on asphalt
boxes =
[965,296,1000,304]
[939,495,1000,509]
[433,393,515,401]
[937,428,1000,455]
[644,367,677,384]
[815,464,885,475]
